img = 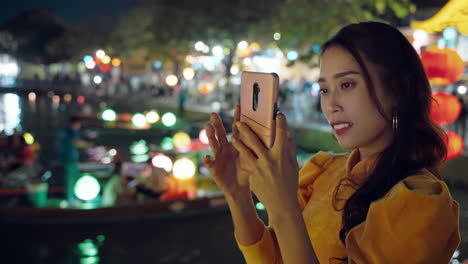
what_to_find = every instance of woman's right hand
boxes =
[203,104,250,197]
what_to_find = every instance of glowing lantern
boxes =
[152,154,173,172]
[421,47,465,85]
[74,174,101,201]
[430,92,462,125]
[173,132,191,148]
[64,93,72,103]
[173,158,197,179]
[444,131,464,160]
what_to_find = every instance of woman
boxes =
[204,22,460,264]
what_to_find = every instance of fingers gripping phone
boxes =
[239,71,280,172]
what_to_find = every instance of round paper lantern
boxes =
[421,47,465,85]
[444,131,464,161]
[430,92,462,125]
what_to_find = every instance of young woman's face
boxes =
[318,45,394,158]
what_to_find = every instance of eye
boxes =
[341,82,356,89]
[319,88,328,95]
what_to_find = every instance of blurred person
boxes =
[204,22,460,263]
[58,116,92,203]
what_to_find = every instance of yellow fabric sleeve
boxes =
[236,225,282,264]
[345,174,461,264]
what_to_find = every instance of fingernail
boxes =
[235,122,241,128]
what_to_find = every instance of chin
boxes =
[336,138,359,151]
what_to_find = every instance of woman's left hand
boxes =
[232,113,299,215]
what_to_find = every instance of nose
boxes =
[323,91,343,116]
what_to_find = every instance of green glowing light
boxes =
[101,109,116,122]
[74,174,101,201]
[162,112,177,127]
[130,140,149,155]
[161,137,174,151]
[256,202,265,210]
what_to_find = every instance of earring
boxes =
[392,113,398,131]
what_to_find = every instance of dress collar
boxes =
[345,149,380,185]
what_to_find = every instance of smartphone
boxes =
[239,71,279,172]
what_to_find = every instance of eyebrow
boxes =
[318,70,360,82]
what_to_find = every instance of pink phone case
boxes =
[239,71,279,172]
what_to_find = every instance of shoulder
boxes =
[383,169,452,200]
[298,151,349,187]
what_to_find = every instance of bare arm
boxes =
[269,202,320,264]
[225,190,266,246]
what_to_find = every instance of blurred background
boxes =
[0,0,467,263]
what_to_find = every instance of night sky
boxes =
[0,0,134,24]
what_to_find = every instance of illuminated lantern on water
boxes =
[421,47,465,85]
[430,92,462,125]
[444,131,464,161]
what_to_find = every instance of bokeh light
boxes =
[28,92,36,102]
[102,55,111,64]
[132,113,147,128]
[102,109,117,122]
[199,129,209,144]
[74,174,101,201]
[23,133,34,145]
[145,110,160,124]
[111,58,121,67]
[165,75,178,86]
[152,154,173,172]
[161,137,174,151]
[173,132,191,148]
[93,76,102,84]
[162,112,177,127]
[173,158,197,179]
[96,50,105,59]
[183,68,195,80]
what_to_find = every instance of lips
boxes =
[330,121,353,136]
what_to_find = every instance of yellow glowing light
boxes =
[173,158,196,179]
[23,133,34,145]
[230,65,240,75]
[185,55,195,64]
[173,132,191,148]
[145,111,160,124]
[111,57,121,67]
[166,75,178,86]
[183,68,195,80]
[64,93,72,103]
[250,42,261,52]
[102,55,111,64]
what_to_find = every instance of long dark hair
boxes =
[319,22,447,262]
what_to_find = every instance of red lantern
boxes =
[430,92,462,125]
[421,47,465,85]
[443,131,464,160]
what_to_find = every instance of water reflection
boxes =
[0,93,21,135]
[78,235,105,264]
